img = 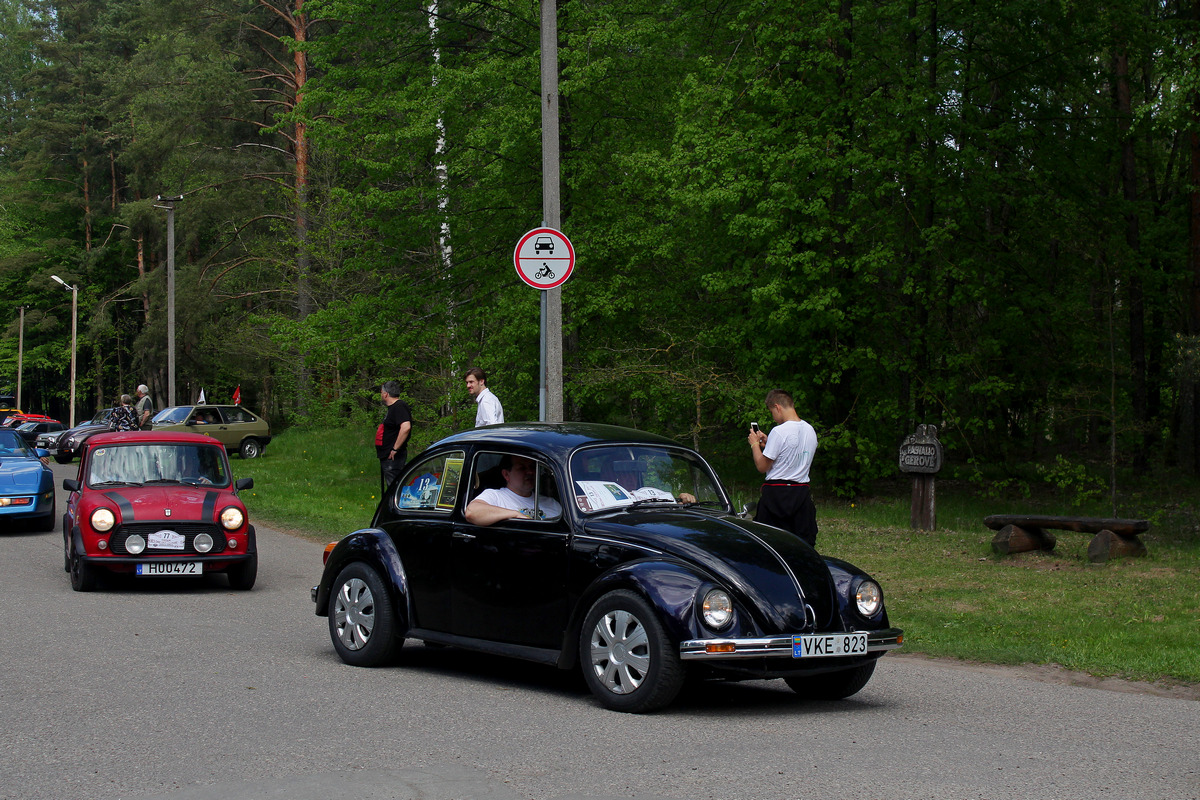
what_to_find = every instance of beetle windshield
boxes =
[569,445,728,513]
[86,443,230,487]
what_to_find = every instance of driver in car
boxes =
[465,455,562,525]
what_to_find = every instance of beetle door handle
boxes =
[453,531,476,541]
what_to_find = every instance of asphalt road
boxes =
[1,462,1197,800]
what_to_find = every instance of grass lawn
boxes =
[234,427,1200,689]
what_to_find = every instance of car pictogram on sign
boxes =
[514,227,575,289]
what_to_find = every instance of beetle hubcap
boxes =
[333,578,375,651]
[590,609,650,695]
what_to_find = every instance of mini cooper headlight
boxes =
[125,534,146,555]
[91,507,116,532]
[855,580,883,617]
[219,506,244,531]
[194,533,214,553]
[701,589,734,629]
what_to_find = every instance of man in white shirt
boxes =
[465,455,561,525]
[748,389,819,547]
[465,367,504,427]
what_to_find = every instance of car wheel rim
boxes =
[589,609,650,695]
[333,578,375,651]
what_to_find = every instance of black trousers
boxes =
[755,483,818,548]
[380,456,405,494]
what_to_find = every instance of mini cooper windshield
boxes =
[569,444,729,513]
[86,443,230,487]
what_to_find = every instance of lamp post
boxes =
[155,195,183,407]
[16,306,24,412]
[50,275,78,427]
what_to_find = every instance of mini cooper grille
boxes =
[110,524,227,555]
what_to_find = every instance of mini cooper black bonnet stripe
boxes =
[103,491,136,521]
[201,490,217,521]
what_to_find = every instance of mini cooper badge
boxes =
[164,508,172,517]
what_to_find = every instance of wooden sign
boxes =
[899,424,943,474]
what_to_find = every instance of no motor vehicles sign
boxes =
[514,227,575,290]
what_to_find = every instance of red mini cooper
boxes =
[63,431,257,591]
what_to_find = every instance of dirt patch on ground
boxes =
[891,652,1200,701]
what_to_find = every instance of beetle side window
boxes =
[468,451,562,522]
[394,450,466,512]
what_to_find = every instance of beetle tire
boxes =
[54,454,72,464]
[226,554,258,590]
[328,562,401,667]
[785,661,876,700]
[579,589,684,713]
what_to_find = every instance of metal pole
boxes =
[167,201,176,408]
[16,307,23,411]
[539,293,548,420]
[156,195,182,408]
[540,0,563,422]
[68,286,77,428]
[51,276,77,427]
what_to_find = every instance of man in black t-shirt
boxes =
[376,381,412,493]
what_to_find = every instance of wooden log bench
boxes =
[983,515,1150,562]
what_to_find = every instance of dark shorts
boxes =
[755,482,818,548]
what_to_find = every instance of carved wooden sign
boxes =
[899,424,943,474]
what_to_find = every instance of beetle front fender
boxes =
[314,528,410,632]
[564,559,716,668]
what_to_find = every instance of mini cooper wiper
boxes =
[143,478,185,485]
[91,480,143,487]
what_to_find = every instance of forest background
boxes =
[2,0,1200,503]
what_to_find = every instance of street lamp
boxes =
[50,274,78,428]
[154,194,183,407]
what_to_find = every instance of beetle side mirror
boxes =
[235,477,254,492]
[739,501,757,520]
[63,478,80,492]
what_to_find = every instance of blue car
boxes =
[0,429,56,531]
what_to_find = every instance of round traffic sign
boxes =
[514,227,575,290]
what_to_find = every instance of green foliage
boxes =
[2,0,1199,487]
[1036,455,1106,509]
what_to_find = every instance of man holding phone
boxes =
[748,389,819,547]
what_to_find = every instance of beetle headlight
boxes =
[219,506,244,531]
[125,534,146,555]
[701,589,734,629]
[855,580,883,617]
[91,507,116,532]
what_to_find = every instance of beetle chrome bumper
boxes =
[679,627,903,660]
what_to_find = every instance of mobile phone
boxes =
[751,422,760,434]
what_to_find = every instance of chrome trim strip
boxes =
[679,628,903,661]
[573,534,664,555]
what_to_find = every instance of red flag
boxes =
[232,385,242,405]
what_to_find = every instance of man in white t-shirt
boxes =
[465,367,504,427]
[748,389,819,547]
[465,454,561,525]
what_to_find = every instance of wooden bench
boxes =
[984,515,1150,562]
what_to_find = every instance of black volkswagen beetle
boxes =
[312,423,902,712]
